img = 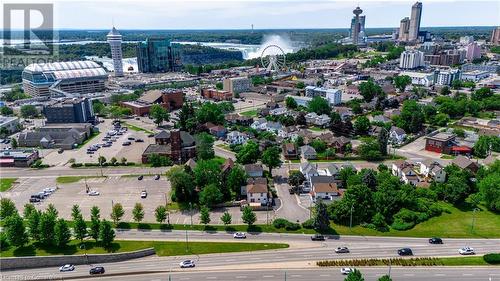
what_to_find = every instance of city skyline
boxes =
[2,0,498,30]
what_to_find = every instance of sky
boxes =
[2,0,499,30]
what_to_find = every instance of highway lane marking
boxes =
[206,277,217,279]
[434,274,446,276]
[319,274,330,277]
[463,274,474,276]
[263,275,275,278]
[404,274,415,276]
[118,266,130,269]
[290,275,302,277]
[235,276,247,279]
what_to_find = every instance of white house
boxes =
[265,121,283,133]
[389,126,407,145]
[310,176,341,201]
[305,112,331,127]
[300,145,317,160]
[250,118,267,130]
[269,107,288,116]
[401,71,435,87]
[392,160,420,185]
[300,162,318,181]
[226,131,249,145]
[419,160,446,183]
[243,177,268,205]
[325,163,341,178]
[278,126,299,140]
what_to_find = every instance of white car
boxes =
[89,190,100,196]
[179,260,195,268]
[233,232,247,239]
[59,264,75,272]
[340,267,354,275]
[43,188,55,194]
[459,247,475,255]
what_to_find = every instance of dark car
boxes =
[398,248,413,256]
[135,139,144,142]
[311,234,325,241]
[154,174,160,180]
[138,175,144,180]
[429,237,443,244]
[89,266,105,275]
[147,133,155,138]
[29,198,40,203]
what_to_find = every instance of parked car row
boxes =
[59,264,105,275]
[29,187,56,203]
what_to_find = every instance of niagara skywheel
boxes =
[260,44,286,72]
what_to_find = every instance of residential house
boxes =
[392,160,420,185]
[225,114,253,126]
[300,145,317,160]
[282,143,298,160]
[331,136,351,153]
[305,112,331,127]
[278,126,299,141]
[251,118,267,131]
[419,160,446,183]
[269,107,288,116]
[300,162,319,182]
[208,125,227,139]
[142,130,196,164]
[185,158,197,170]
[452,156,480,174]
[325,163,341,178]
[226,131,249,145]
[335,107,353,121]
[265,121,283,133]
[372,115,391,123]
[310,176,341,201]
[244,164,264,178]
[220,158,234,176]
[389,126,407,145]
[244,177,269,205]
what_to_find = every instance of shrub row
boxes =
[272,218,301,231]
[484,253,500,264]
[317,257,443,267]
[71,162,136,168]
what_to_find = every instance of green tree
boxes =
[27,209,41,242]
[20,105,37,118]
[193,159,222,187]
[0,106,14,115]
[4,214,28,247]
[377,127,389,156]
[285,96,298,109]
[296,81,306,89]
[236,140,260,164]
[452,79,463,90]
[155,205,168,224]
[226,165,248,199]
[98,155,107,166]
[23,203,36,219]
[46,203,58,217]
[377,275,392,281]
[110,157,118,165]
[71,204,82,221]
[99,219,116,248]
[359,79,383,102]
[314,200,330,231]
[345,269,365,281]
[261,146,282,175]
[358,138,383,161]
[11,137,18,149]
[0,198,18,219]
[110,203,125,224]
[200,206,211,225]
[196,102,224,124]
[215,82,223,90]
[242,206,257,226]
[478,173,500,212]
[132,203,145,223]
[440,86,451,96]
[54,218,71,247]
[288,171,306,192]
[167,166,195,202]
[73,215,87,242]
[199,184,223,208]
[432,113,450,127]
[308,96,330,115]
[148,154,172,167]
[149,104,169,127]
[90,217,100,242]
[473,136,493,158]
[221,211,232,225]
[196,132,215,160]
[394,100,424,133]
[393,75,412,92]
[354,116,370,135]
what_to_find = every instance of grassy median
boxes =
[0,240,288,257]
[56,176,106,184]
[0,178,17,192]
[317,256,497,267]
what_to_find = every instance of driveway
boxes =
[274,182,310,223]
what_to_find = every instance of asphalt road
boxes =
[3,232,500,280]
[70,268,500,281]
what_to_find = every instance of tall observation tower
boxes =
[107,26,124,77]
[352,6,363,45]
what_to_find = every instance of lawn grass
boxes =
[0,239,288,257]
[216,143,231,151]
[56,176,106,184]
[0,178,17,192]
[240,109,257,117]
[123,122,154,134]
[75,132,101,149]
[309,126,326,132]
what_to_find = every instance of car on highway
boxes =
[86,150,94,154]
[179,260,195,268]
[135,138,144,142]
[36,191,47,199]
[138,175,143,180]
[340,267,354,275]
[335,247,350,253]
[89,190,100,196]
[89,266,105,274]
[233,232,246,239]
[154,174,160,180]
[127,137,135,140]
[122,141,131,146]
[310,234,325,241]
[59,264,75,272]
[29,197,41,203]
[397,248,413,256]
[140,190,148,198]
[459,247,475,255]
[429,237,443,244]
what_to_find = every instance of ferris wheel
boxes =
[260,44,286,72]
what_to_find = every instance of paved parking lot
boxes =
[2,176,275,224]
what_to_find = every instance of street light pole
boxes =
[185,227,189,253]
[349,203,354,231]
[190,202,193,227]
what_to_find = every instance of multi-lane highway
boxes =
[3,231,500,280]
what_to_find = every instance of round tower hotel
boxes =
[107,26,124,77]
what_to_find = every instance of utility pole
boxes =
[388,258,392,278]
[185,227,189,253]
[190,202,193,227]
[471,208,480,234]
